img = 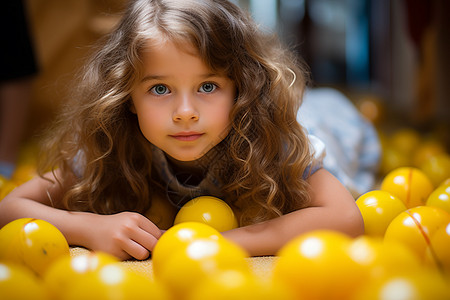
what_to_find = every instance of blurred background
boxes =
[1,0,449,183]
[21,0,449,139]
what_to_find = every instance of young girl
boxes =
[0,0,367,260]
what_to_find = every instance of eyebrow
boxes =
[140,75,165,83]
[140,73,221,83]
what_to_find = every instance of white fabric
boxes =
[298,88,381,196]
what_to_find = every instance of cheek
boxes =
[210,103,233,134]
[135,110,164,138]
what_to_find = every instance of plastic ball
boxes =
[420,153,450,188]
[426,183,450,214]
[16,142,39,166]
[44,252,119,299]
[379,146,410,176]
[272,230,365,300]
[0,175,17,201]
[353,271,450,300]
[156,237,249,300]
[152,222,222,276]
[381,167,434,208]
[412,139,446,167]
[389,128,421,158]
[11,164,37,185]
[188,269,294,300]
[60,263,169,300]
[0,262,48,300]
[0,218,69,276]
[356,95,385,125]
[348,236,422,280]
[174,196,238,232]
[441,178,450,187]
[384,206,450,260]
[356,190,407,237]
[425,221,450,273]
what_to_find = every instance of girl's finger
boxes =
[122,237,152,260]
[137,216,163,239]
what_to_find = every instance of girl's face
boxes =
[131,40,236,161]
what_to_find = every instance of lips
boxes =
[170,132,204,141]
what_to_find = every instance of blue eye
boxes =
[199,83,217,93]
[150,84,169,95]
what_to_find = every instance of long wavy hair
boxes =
[39,0,313,226]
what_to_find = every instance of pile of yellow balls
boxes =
[353,167,450,299]
[273,167,450,299]
[378,127,450,185]
[1,178,450,300]
[0,218,167,300]
[0,218,290,300]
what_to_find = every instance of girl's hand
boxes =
[84,211,162,260]
[0,172,162,261]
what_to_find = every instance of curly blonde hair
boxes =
[39,0,313,226]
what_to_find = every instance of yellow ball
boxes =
[356,95,385,125]
[174,196,238,232]
[156,238,249,299]
[379,145,410,175]
[356,190,407,237]
[44,252,119,299]
[353,271,450,300]
[0,218,69,276]
[0,175,17,201]
[16,142,39,166]
[60,263,169,300]
[389,128,422,158]
[152,222,222,276]
[381,167,434,208]
[412,139,446,167]
[384,206,450,260]
[0,262,48,300]
[273,230,365,300]
[188,269,294,300]
[420,153,450,188]
[11,164,37,185]
[348,236,422,280]
[427,183,450,214]
[425,221,450,273]
[440,178,450,187]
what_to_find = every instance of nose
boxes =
[173,93,199,122]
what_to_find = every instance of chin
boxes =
[167,152,205,162]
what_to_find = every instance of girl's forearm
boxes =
[224,169,364,256]
[0,171,94,246]
[0,196,96,247]
[222,205,363,256]
[0,194,164,260]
